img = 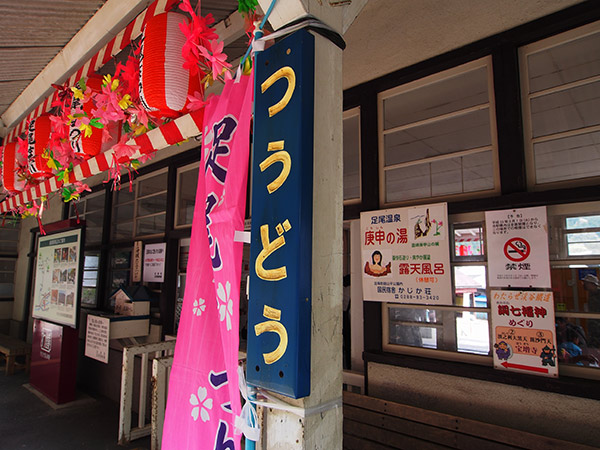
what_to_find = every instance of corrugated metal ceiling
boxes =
[0,0,241,127]
[0,0,105,117]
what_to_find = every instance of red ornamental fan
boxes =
[26,114,54,179]
[69,76,104,159]
[1,142,26,192]
[139,12,202,118]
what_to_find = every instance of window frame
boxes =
[343,107,362,206]
[548,201,600,380]
[520,20,600,191]
[111,168,169,241]
[381,203,600,381]
[174,161,200,229]
[378,56,501,207]
[382,211,493,362]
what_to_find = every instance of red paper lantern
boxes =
[139,12,201,118]
[1,142,26,192]
[69,76,104,159]
[26,114,53,179]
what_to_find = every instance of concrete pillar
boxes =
[254,1,349,448]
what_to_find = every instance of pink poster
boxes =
[162,73,253,449]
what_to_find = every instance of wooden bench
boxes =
[343,391,595,450]
[0,334,31,375]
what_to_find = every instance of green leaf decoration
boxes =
[90,118,104,129]
[62,187,75,202]
[238,0,258,14]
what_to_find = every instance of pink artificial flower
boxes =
[101,127,112,144]
[179,7,217,77]
[16,137,28,161]
[113,136,141,163]
[198,40,231,81]
[93,83,127,123]
[115,57,140,101]
[127,104,150,129]
[73,181,91,195]
[137,151,156,165]
[186,91,208,112]
[53,141,77,168]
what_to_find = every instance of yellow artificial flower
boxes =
[71,86,84,100]
[103,74,120,91]
[118,94,133,110]
[79,122,93,138]
[131,123,148,136]
[45,157,59,171]
[242,57,252,76]
[42,149,59,171]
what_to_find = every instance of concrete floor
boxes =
[0,368,151,450]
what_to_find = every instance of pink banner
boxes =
[162,73,253,450]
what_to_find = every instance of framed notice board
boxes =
[32,227,84,328]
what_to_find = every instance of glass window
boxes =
[108,249,132,299]
[69,191,105,246]
[380,57,498,205]
[343,108,361,203]
[386,305,490,356]
[0,221,19,254]
[521,22,600,187]
[382,205,600,376]
[384,215,491,358]
[111,170,168,241]
[454,225,485,258]
[174,238,191,333]
[81,252,100,308]
[0,258,16,298]
[176,164,200,227]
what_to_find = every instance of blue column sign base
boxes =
[246,29,314,399]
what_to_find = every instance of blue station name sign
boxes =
[247,29,314,399]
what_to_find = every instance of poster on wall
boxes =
[143,243,166,282]
[132,241,143,283]
[32,228,83,328]
[360,202,452,305]
[490,289,558,377]
[485,206,551,288]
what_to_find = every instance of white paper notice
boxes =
[143,243,166,282]
[485,206,551,288]
[84,315,110,364]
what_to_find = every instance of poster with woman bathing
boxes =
[360,202,452,305]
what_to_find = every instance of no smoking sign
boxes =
[504,237,530,262]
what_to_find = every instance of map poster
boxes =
[360,202,452,305]
[485,206,551,288]
[32,228,82,328]
[490,289,558,377]
[84,314,110,363]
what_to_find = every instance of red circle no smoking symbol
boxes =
[503,237,530,262]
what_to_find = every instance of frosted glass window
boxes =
[343,110,361,202]
[381,57,497,204]
[522,23,600,186]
